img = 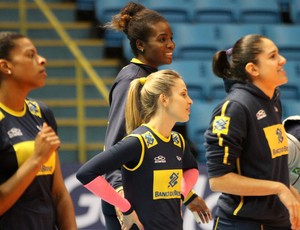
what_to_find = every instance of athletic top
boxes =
[283,115,300,191]
[205,83,290,227]
[102,59,157,215]
[0,99,57,230]
[78,124,198,230]
[104,58,157,189]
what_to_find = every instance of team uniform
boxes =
[102,58,157,220]
[0,99,57,230]
[205,83,290,229]
[78,124,198,230]
[283,115,300,192]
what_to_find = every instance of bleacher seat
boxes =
[160,60,207,101]
[95,0,192,48]
[197,61,226,101]
[122,39,133,61]
[162,59,226,101]
[277,0,292,13]
[281,99,300,120]
[76,0,95,12]
[290,0,300,23]
[217,24,265,50]
[95,0,126,48]
[191,0,238,23]
[279,77,300,100]
[171,23,220,60]
[143,0,191,22]
[206,75,227,101]
[264,25,300,61]
[283,60,300,80]
[187,100,219,162]
[95,0,126,26]
[278,61,300,100]
[236,0,282,23]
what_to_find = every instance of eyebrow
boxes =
[267,49,277,56]
[157,32,169,37]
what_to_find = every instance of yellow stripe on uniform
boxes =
[212,100,231,165]
[123,134,145,171]
[233,158,244,215]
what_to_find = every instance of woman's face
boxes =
[140,21,175,68]
[8,37,47,91]
[251,38,287,93]
[165,78,193,123]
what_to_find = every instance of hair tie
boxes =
[139,77,147,85]
[226,48,233,56]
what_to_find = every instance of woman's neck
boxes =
[0,87,26,111]
[146,115,175,138]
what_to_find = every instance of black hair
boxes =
[213,34,266,83]
[0,31,25,60]
[105,1,167,56]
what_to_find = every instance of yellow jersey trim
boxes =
[123,134,145,171]
[233,158,244,215]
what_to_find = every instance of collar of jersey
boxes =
[130,58,144,64]
[142,124,171,142]
[0,102,26,117]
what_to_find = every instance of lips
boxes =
[165,52,173,57]
[40,69,47,77]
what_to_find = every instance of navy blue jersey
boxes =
[78,124,198,230]
[0,99,58,230]
[102,59,157,215]
[205,83,290,227]
[105,59,157,153]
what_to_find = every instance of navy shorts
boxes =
[213,216,291,230]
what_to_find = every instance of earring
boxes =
[7,70,11,75]
[140,48,144,53]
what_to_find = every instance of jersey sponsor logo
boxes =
[276,128,284,143]
[7,127,23,138]
[171,132,182,148]
[263,124,288,159]
[142,131,158,149]
[37,153,56,175]
[212,116,230,135]
[26,100,42,118]
[256,109,267,120]
[153,169,182,199]
[168,172,179,188]
[154,155,166,163]
[14,141,56,175]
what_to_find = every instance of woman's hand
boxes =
[34,122,60,163]
[277,184,300,230]
[187,195,213,224]
[122,210,144,230]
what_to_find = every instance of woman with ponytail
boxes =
[77,70,211,230]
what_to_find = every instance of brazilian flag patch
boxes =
[212,116,230,135]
